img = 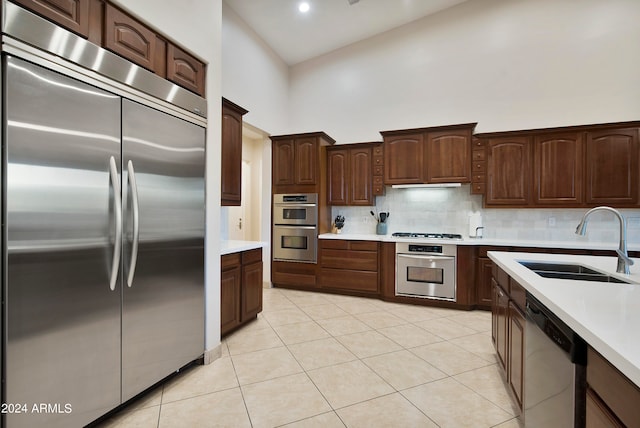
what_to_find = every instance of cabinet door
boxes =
[533,132,584,205]
[167,44,206,96]
[586,388,624,428]
[476,257,493,308]
[383,133,424,184]
[508,301,525,410]
[327,148,349,205]
[585,128,639,205]
[221,266,241,335]
[221,101,244,206]
[14,0,91,38]
[350,146,373,205]
[493,280,509,369]
[295,137,318,185]
[241,261,263,322]
[273,140,295,186]
[426,130,471,183]
[487,137,531,206]
[104,4,159,73]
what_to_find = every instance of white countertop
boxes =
[488,251,640,387]
[221,240,267,255]
[318,232,640,251]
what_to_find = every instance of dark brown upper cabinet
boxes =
[271,132,335,194]
[12,0,206,97]
[381,123,475,185]
[585,128,639,206]
[486,136,532,206]
[327,144,375,206]
[221,98,248,206]
[476,122,640,208]
[13,0,92,38]
[104,3,159,73]
[533,132,584,206]
[167,43,206,96]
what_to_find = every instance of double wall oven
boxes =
[273,194,318,263]
[394,233,460,302]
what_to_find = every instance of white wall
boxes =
[289,0,640,143]
[112,0,222,353]
[221,1,290,134]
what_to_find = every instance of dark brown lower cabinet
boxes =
[587,346,640,427]
[221,248,263,336]
[508,301,525,409]
[476,257,493,309]
[318,239,379,295]
[492,278,508,369]
[491,264,526,416]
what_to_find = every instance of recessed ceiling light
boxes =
[298,2,310,13]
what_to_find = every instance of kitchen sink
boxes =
[518,261,633,284]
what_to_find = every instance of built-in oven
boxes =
[273,193,318,226]
[272,194,318,263]
[396,243,456,301]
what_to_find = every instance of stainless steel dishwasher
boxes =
[525,293,587,428]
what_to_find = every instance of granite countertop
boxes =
[221,240,267,255]
[488,250,640,387]
[318,232,640,252]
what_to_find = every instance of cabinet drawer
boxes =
[373,145,383,156]
[221,253,241,270]
[587,347,640,428]
[241,248,262,265]
[320,240,348,250]
[472,149,486,161]
[373,165,384,176]
[349,241,378,251]
[472,173,485,182]
[373,154,384,166]
[473,139,486,148]
[320,268,378,293]
[373,175,384,185]
[472,161,486,173]
[320,249,378,271]
[373,184,385,195]
[471,182,485,194]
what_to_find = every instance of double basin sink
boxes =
[519,261,633,284]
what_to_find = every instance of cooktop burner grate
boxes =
[392,232,463,240]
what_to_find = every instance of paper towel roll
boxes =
[468,212,483,238]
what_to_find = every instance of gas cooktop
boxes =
[392,232,463,240]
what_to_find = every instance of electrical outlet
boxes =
[628,217,640,229]
[548,217,556,227]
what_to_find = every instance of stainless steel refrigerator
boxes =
[2,43,205,428]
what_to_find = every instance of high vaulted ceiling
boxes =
[224,0,470,65]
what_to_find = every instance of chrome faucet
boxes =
[575,206,634,274]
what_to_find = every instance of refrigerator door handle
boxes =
[127,160,140,287]
[109,156,122,291]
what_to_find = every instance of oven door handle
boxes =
[398,254,455,261]
[275,203,317,208]
[274,225,317,230]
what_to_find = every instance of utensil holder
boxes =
[376,222,387,235]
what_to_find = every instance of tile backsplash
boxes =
[331,185,640,245]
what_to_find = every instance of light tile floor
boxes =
[98,288,523,428]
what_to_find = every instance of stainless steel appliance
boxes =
[525,293,586,427]
[2,3,206,427]
[273,194,318,263]
[395,242,457,301]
